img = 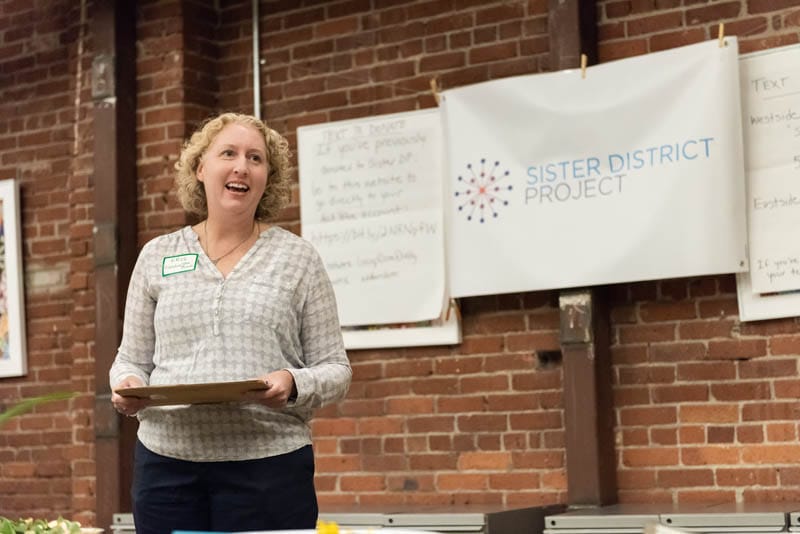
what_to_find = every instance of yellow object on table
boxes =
[317,520,339,534]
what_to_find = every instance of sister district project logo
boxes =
[453,159,513,223]
[455,137,716,223]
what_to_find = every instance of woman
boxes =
[109,112,351,534]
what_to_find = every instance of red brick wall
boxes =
[138,0,193,244]
[137,0,220,244]
[0,0,95,521]
[1,0,800,522]
[598,0,800,59]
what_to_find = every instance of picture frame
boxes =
[0,178,27,378]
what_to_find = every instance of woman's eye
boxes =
[221,149,235,157]
[249,154,263,163]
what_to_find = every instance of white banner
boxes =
[298,109,446,326]
[442,39,748,298]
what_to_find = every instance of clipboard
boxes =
[115,379,270,406]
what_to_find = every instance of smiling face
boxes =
[196,122,269,220]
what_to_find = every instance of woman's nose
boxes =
[233,158,249,175]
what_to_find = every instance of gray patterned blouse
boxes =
[109,225,351,461]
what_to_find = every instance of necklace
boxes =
[203,220,256,265]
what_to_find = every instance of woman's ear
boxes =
[196,160,205,182]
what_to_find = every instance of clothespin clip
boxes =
[445,298,461,322]
[580,54,587,79]
[718,23,726,47]
[429,77,441,105]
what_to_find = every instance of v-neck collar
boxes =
[183,225,275,279]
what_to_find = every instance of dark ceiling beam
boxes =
[558,289,617,507]
[548,0,598,71]
[91,0,138,529]
[548,0,616,508]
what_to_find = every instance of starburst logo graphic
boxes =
[453,159,512,223]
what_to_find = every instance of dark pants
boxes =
[132,440,318,534]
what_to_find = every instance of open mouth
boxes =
[225,182,250,193]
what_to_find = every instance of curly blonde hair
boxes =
[174,112,292,221]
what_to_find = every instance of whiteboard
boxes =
[298,109,447,327]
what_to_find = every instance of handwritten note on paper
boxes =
[297,109,446,326]
[740,44,800,294]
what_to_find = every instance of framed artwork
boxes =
[0,179,27,378]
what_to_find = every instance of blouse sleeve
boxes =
[288,248,351,408]
[109,242,157,388]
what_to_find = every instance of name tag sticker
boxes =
[162,254,199,277]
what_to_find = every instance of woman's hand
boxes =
[111,376,150,417]
[249,370,296,408]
